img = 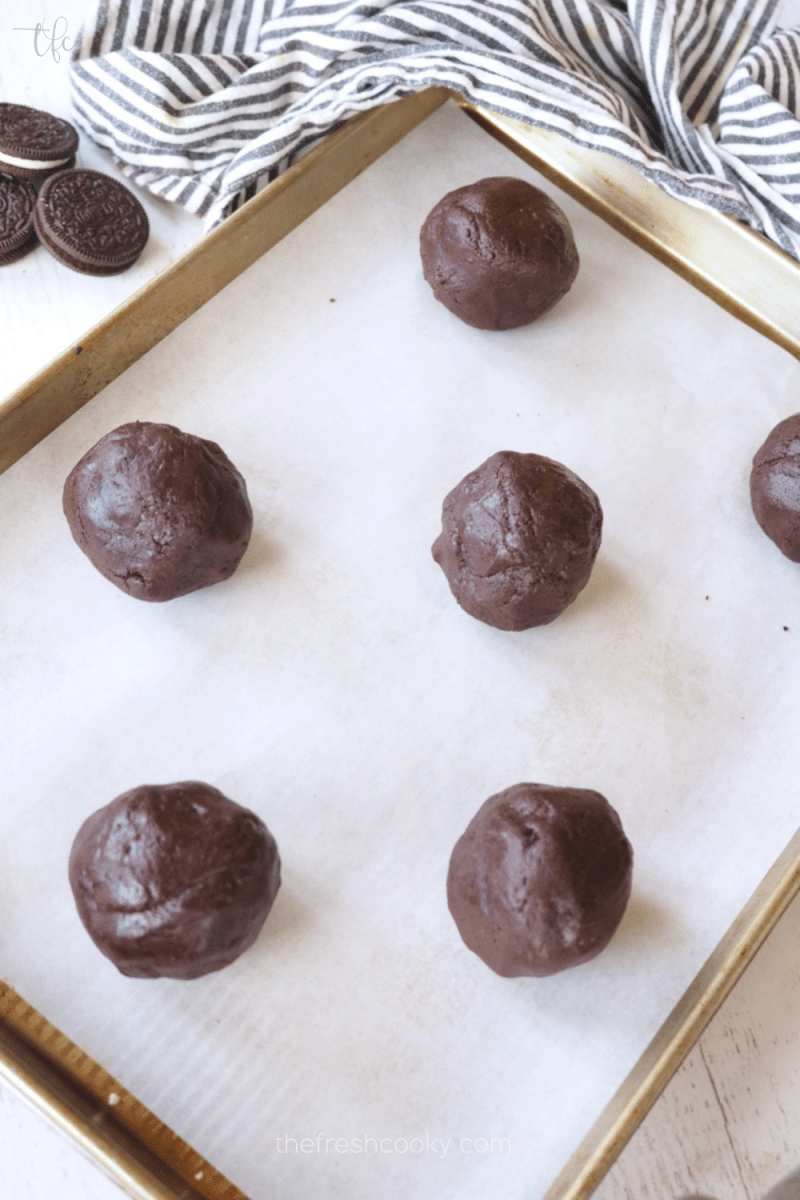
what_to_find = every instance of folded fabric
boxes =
[69,0,800,258]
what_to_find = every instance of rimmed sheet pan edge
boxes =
[4,88,800,1200]
[459,103,800,364]
[542,825,800,1200]
[0,981,249,1200]
[3,91,800,484]
[0,87,450,478]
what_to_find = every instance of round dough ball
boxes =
[63,421,253,601]
[419,176,579,330]
[68,781,281,979]
[432,450,602,630]
[447,783,633,977]
[750,413,800,561]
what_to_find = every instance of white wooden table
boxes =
[595,888,800,1200]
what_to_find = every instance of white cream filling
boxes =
[0,149,71,170]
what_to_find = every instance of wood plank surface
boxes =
[594,888,800,1200]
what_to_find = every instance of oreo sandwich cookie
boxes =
[0,172,37,265]
[0,103,78,183]
[34,169,149,276]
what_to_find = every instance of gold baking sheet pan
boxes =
[544,825,800,1200]
[458,103,800,364]
[5,826,800,1200]
[3,96,800,1200]
[4,90,800,477]
[0,87,450,477]
[0,983,245,1200]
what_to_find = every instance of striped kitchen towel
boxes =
[69,0,800,256]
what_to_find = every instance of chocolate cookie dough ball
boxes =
[420,176,579,330]
[447,783,633,977]
[432,450,602,630]
[63,422,253,601]
[69,782,281,979]
[750,413,800,561]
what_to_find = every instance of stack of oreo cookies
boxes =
[0,101,149,274]
[0,172,37,266]
[0,102,78,182]
[0,102,77,266]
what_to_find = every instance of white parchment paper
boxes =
[2,101,800,1199]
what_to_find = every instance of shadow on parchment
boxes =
[606,890,681,962]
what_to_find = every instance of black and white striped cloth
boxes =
[69,0,800,257]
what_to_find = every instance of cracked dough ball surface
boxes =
[420,176,579,330]
[432,450,602,630]
[69,781,281,979]
[63,421,252,601]
[750,412,800,562]
[447,782,633,977]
